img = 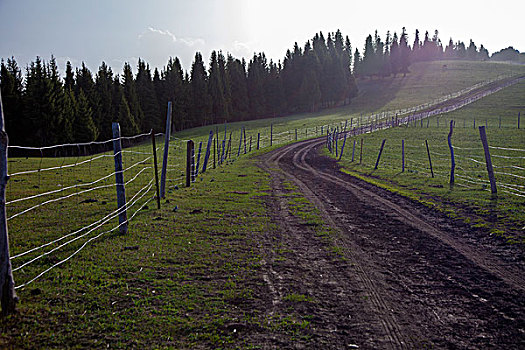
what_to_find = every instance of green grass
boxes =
[1,60,524,347]
[2,155,277,348]
[330,79,525,243]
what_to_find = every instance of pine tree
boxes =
[444,38,455,59]
[226,54,249,121]
[122,62,144,132]
[353,48,362,77]
[247,53,268,117]
[64,61,75,91]
[136,59,161,131]
[189,52,211,126]
[467,40,478,60]
[412,29,421,61]
[93,62,114,140]
[0,57,24,143]
[73,89,98,142]
[398,27,410,76]
[208,51,228,123]
[160,57,185,131]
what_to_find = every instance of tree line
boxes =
[353,28,491,78]
[1,28,495,146]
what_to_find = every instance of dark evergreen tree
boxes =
[398,27,410,76]
[412,29,422,61]
[389,33,400,76]
[467,39,478,60]
[189,52,211,125]
[93,61,114,140]
[208,51,228,123]
[226,54,249,121]
[64,61,75,92]
[73,89,98,142]
[136,59,161,131]
[122,62,144,131]
[0,57,24,143]
[160,57,185,130]
[247,53,268,117]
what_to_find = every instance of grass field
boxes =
[327,79,525,243]
[1,60,524,347]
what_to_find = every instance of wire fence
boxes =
[7,131,161,290]
[3,73,522,296]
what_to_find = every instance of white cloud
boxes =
[136,27,206,71]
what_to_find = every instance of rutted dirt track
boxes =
[255,138,525,349]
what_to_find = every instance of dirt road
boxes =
[255,137,525,349]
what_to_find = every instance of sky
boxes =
[0,0,523,76]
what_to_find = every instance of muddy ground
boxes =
[248,138,524,349]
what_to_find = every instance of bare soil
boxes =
[252,138,525,349]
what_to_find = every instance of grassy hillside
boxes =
[1,60,524,348]
[329,79,525,243]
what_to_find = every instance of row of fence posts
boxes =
[327,119,499,197]
[0,90,514,313]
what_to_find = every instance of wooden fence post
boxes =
[374,139,386,170]
[270,124,273,146]
[402,139,405,172]
[479,126,497,196]
[519,112,521,129]
[237,127,243,157]
[213,135,216,169]
[257,132,260,150]
[335,132,339,158]
[151,130,161,209]
[201,130,213,174]
[448,120,455,188]
[243,127,247,154]
[359,138,363,164]
[351,140,356,162]
[425,140,434,178]
[338,133,347,161]
[160,101,172,199]
[0,90,17,315]
[112,122,128,234]
[249,136,252,152]
[186,140,194,187]
[195,141,203,177]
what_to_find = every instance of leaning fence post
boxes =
[0,90,17,315]
[201,130,213,174]
[186,140,194,187]
[151,130,161,209]
[195,141,203,177]
[425,140,434,178]
[338,133,347,161]
[479,126,497,196]
[160,101,172,199]
[237,127,243,157]
[448,120,455,188]
[112,122,128,234]
[374,139,386,170]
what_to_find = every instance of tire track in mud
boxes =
[261,143,411,349]
[259,137,525,348]
[292,138,525,292]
